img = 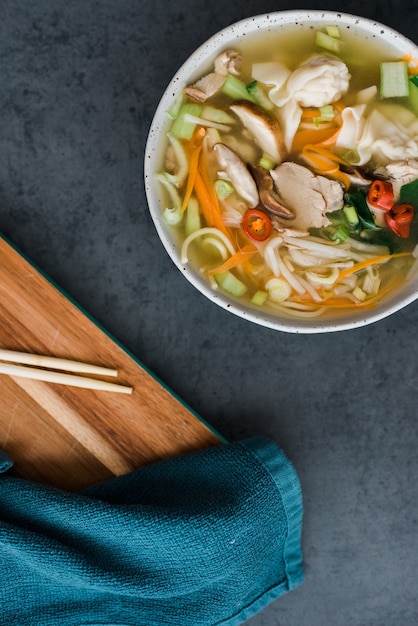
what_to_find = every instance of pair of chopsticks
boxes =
[0,349,133,394]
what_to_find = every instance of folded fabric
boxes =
[0,449,13,473]
[0,437,303,626]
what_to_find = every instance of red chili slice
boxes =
[385,203,414,238]
[242,209,272,242]
[367,180,394,211]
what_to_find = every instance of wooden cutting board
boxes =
[0,236,222,491]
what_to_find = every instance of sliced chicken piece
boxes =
[270,162,344,230]
[213,143,259,208]
[184,50,242,102]
[230,101,286,164]
[214,50,242,76]
[184,73,226,102]
[310,171,344,212]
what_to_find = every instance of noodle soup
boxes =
[145,12,418,332]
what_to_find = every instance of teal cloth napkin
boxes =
[0,437,303,626]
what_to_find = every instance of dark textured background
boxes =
[1,1,417,624]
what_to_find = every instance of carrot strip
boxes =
[199,148,218,205]
[194,145,234,243]
[194,171,215,226]
[180,128,205,213]
[300,108,321,120]
[302,141,351,188]
[294,107,342,148]
[207,244,257,275]
[338,252,410,280]
[292,126,338,153]
[300,104,342,121]
[294,108,355,187]
[194,171,232,241]
[304,143,348,166]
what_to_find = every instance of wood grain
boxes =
[0,237,221,491]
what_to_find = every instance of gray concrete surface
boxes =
[1,1,417,624]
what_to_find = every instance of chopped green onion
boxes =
[214,179,234,200]
[345,188,381,231]
[245,80,274,110]
[170,102,203,140]
[340,149,360,165]
[259,154,275,170]
[185,197,201,236]
[315,30,341,53]
[410,74,418,88]
[251,290,268,306]
[313,105,335,127]
[380,61,409,99]
[214,270,247,297]
[222,74,256,102]
[202,106,236,124]
[325,25,340,38]
[408,78,418,115]
[319,105,334,119]
[343,204,360,226]
[163,206,183,225]
[167,95,184,120]
[265,277,292,302]
[330,224,349,243]
[156,172,183,225]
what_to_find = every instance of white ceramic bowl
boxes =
[144,10,418,333]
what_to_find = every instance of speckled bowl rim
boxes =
[144,10,418,333]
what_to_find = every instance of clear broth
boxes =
[158,21,418,321]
